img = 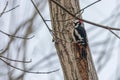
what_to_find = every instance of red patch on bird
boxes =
[79,20,83,23]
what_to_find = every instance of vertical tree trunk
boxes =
[48,0,98,80]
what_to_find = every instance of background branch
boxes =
[0,58,59,74]
[0,30,34,39]
[0,56,32,63]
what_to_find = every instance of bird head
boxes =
[74,20,82,28]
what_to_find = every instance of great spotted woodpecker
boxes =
[72,20,88,59]
[73,20,87,47]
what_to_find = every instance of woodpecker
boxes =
[73,20,87,47]
[73,20,88,59]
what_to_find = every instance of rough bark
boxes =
[48,0,98,80]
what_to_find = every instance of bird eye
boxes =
[74,23,77,26]
[74,22,79,26]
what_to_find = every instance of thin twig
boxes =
[31,0,53,36]
[0,56,32,63]
[0,30,34,39]
[0,58,59,74]
[75,0,101,15]
[0,1,19,17]
[4,5,20,13]
[0,1,8,17]
[108,29,120,39]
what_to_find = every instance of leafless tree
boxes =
[0,0,120,80]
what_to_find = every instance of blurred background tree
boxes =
[0,0,119,80]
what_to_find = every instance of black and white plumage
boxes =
[73,20,87,47]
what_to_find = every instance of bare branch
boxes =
[0,1,19,17]
[0,58,59,74]
[108,29,120,39]
[0,1,8,17]
[0,30,35,39]
[0,56,32,63]
[75,0,101,15]
[3,5,20,14]
[31,0,53,36]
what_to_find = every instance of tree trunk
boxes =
[48,0,98,80]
